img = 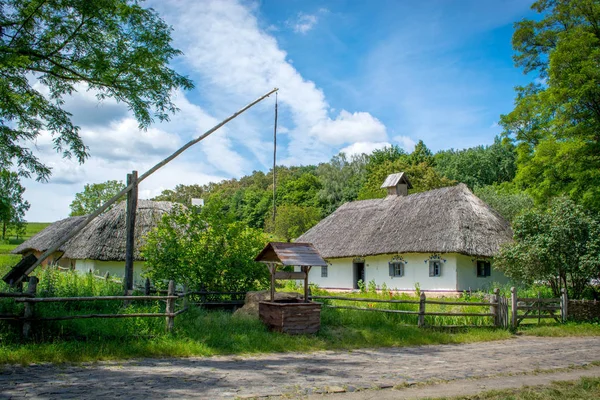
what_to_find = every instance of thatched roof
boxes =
[61,200,175,261]
[255,242,328,266]
[12,216,87,255]
[12,200,175,262]
[297,184,512,258]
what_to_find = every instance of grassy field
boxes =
[436,377,600,399]
[0,222,50,277]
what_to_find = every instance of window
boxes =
[477,260,491,277]
[429,260,442,277]
[389,261,404,277]
[321,265,328,278]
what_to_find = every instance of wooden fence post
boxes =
[418,292,426,328]
[200,284,207,304]
[183,283,188,310]
[511,287,517,329]
[166,280,175,332]
[561,288,568,322]
[22,277,38,339]
[145,278,151,296]
[491,288,499,327]
[104,272,110,281]
[537,291,541,324]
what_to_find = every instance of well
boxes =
[254,242,327,334]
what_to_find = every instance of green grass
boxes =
[433,377,600,399]
[519,322,600,337]
[0,222,51,277]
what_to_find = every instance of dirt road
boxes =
[1,336,599,399]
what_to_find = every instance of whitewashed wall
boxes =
[455,254,510,292]
[307,253,460,291]
[75,259,146,283]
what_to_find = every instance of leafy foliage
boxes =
[142,201,269,292]
[495,197,600,298]
[0,170,30,239]
[474,183,534,222]
[264,204,321,242]
[501,0,600,211]
[69,180,125,216]
[0,0,193,181]
[435,137,517,189]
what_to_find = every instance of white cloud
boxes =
[311,111,387,145]
[393,135,417,153]
[291,13,318,34]
[339,141,391,157]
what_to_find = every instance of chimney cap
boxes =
[380,172,412,189]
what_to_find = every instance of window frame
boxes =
[429,260,442,277]
[321,265,328,278]
[476,260,491,278]
[389,261,404,277]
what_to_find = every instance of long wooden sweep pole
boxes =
[15,88,279,284]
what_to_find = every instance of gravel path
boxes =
[1,336,599,399]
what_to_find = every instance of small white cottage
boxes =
[11,200,175,282]
[297,173,513,293]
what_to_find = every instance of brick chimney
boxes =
[381,172,412,196]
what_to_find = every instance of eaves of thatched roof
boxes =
[61,200,176,261]
[297,183,513,259]
[12,216,88,255]
[12,200,176,262]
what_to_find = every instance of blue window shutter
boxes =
[389,262,395,277]
[429,261,434,277]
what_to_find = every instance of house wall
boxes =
[306,253,460,292]
[75,259,146,283]
[455,254,510,292]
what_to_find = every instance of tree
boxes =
[0,0,193,181]
[434,137,517,189]
[474,183,534,222]
[264,204,321,242]
[494,197,600,299]
[316,152,368,214]
[153,184,207,206]
[69,180,125,216]
[408,140,434,166]
[0,170,30,240]
[142,201,269,292]
[500,0,600,211]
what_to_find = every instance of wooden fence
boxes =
[310,288,509,329]
[0,278,188,338]
[511,287,567,328]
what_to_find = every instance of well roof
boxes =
[255,242,327,266]
[297,184,512,259]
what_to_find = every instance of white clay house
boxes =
[297,173,513,293]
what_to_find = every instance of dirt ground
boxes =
[1,336,599,399]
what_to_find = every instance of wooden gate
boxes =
[510,287,567,328]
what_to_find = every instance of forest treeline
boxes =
[152,137,532,240]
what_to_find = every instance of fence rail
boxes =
[311,288,509,328]
[1,278,188,338]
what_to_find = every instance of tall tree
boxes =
[501,0,600,211]
[0,170,30,239]
[316,152,368,214]
[69,180,125,216]
[495,197,600,299]
[0,0,193,181]
[264,204,321,242]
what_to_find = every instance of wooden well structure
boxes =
[254,242,326,334]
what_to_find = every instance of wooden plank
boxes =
[22,277,37,339]
[517,306,561,311]
[325,305,420,314]
[274,271,306,280]
[425,312,494,317]
[0,292,34,298]
[29,313,175,321]
[166,280,175,332]
[0,314,21,320]
[15,295,178,302]
[311,296,421,304]
[517,315,560,320]
[425,300,491,306]
[517,298,560,303]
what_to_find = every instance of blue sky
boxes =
[23,0,536,221]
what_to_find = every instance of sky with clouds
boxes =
[22,0,536,222]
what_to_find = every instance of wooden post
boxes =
[200,284,207,304]
[418,292,426,328]
[491,288,499,327]
[166,280,175,332]
[104,271,110,281]
[303,266,311,303]
[124,170,138,294]
[537,291,541,324]
[22,276,38,339]
[145,278,151,296]
[511,287,517,329]
[183,283,188,310]
[561,288,568,322]
[269,263,276,302]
